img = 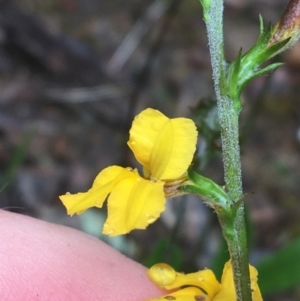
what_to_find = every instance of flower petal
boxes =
[147,287,209,301]
[128,108,169,174]
[215,260,263,301]
[148,263,220,300]
[150,117,198,180]
[103,173,165,236]
[59,166,132,215]
[166,269,220,299]
[214,260,238,300]
[249,266,263,301]
[128,108,197,180]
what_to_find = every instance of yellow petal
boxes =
[148,263,220,300]
[249,265,263,301]
[167,270,220,299]
[128,108,169,173]
[215,260,263,301]
[59,166,132,215]
[147,287,209,301]
[214,261,238,300]
[128,108,198,180]
[103,173,165,236]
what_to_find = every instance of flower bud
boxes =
[268,0,300,50]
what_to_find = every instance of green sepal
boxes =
[259,37,290,61]
[226,19,289,103]
[243,21,283,60]
[238,62,283,93]
[179,168,230,210]
[238,24,289,78]
[255,62,284,75]
[238,23,273,72]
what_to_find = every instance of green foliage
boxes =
[227,19,290,110]
[257,237,300,295]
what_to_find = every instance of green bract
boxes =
[180,168,230,211]
[226,18,290,112]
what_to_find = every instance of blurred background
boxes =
[0,0,300,300]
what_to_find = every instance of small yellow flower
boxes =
[59,108,198,236]
[147,260,263,301]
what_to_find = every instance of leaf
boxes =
[238,62,283,94]
[257,236,300,295]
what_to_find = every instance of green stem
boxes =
[217,202,251,301]
[200,1,252,300]
[217,103,251,301]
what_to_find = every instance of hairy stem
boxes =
[200,1,252,300]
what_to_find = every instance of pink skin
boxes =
[0,210,164,301]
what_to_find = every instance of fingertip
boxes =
[0,210,163,301]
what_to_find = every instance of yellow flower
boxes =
[59,108,198,236]
[147,260,263,301]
